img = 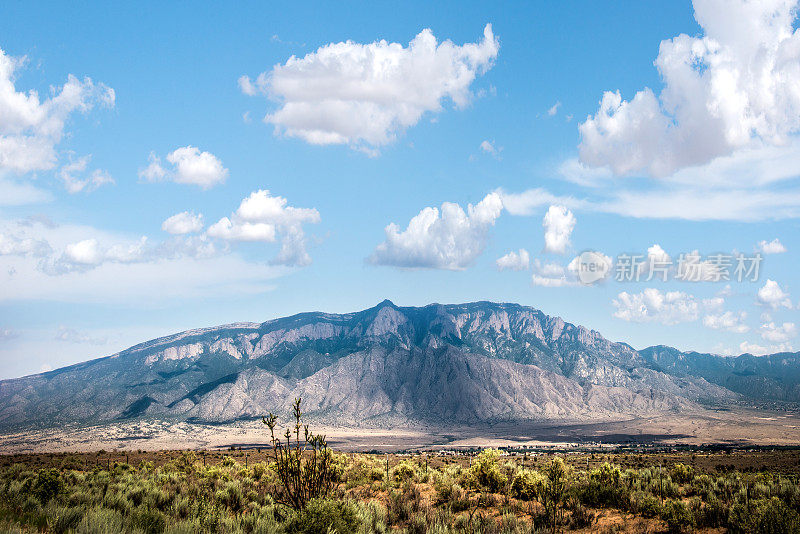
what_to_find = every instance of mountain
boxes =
[0,300,794,431]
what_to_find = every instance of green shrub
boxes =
[76,507,125,534]
[509,469,545,501]
[387,485,425,525]
[465,449,508,493]
[670,463,694,484]
[50,506,84,534]
[391,460,417,483]
[696,494,728,528]
[354,500,387,534]
[21,496,40,514]
[633,492,662,518]
[31,468,63,504]
[579,462,625,507]
[284,498,361,534]
[131,508,166,534]
[729,497,800,534]
[215,482,244,512]
[542,458,569,534]
[661,499,693,534]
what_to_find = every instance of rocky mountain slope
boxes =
[0,300,790,430]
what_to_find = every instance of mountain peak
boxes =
[1,300,798,431]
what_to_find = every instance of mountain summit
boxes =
[0,301,797,430]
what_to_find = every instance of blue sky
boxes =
[1,0,798,378]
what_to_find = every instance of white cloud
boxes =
[0,47,114,175]
[633,243,673,280]
[613,288,699,325]
[532,259,575,287]
[760,321,797,343]
[579,0,800,177]
[703,310,749,333]
[547,101,561,116]
[139,146,228,189]
[758,238,787,254]
[41,237,151,274]
[495,188,586,216]
[58,154,114,194]
[162,211,204,235]
[557,158,613,188]
[502,174,800,221]
[369,192,502,270]
[496,248,529,271]
[54,326,106,345]
[207,218,276,242]
[479,140,501,158]
[0,216,286,305]
[241,24,498,151]
[34,230,220,276]
[207,189,320,266]
[139,152,167,182]
[542,205,575,254]
[598,186,800,221]
[238,75,257,96]
[739,340,794,356]
[702,297,725,312]
[757,279,793,309]
[0,232,50,257]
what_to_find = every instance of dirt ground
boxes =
[0,407,798,454]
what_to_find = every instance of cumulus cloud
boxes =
[139,147,228,189]
[760,321,797,343]
[207,189,320,266]
[547,101,561,116]
[58,154,114,194]
[542,205,575,254]
[41,237,149,274]
[496,248,529,271]
[162,211,204,235]
[369,192,502,270]
[758,238,787,254]
[0,47,114,175]
[240,25,498,151]
[703,310,749,333]
[613,288,699,325]
[756,279,793,309]
[579,0,800,177]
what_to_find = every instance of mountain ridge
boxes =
[0,300,796,431]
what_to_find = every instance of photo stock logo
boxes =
[575,250,611,285]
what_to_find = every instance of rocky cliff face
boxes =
[0,300,787,430]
